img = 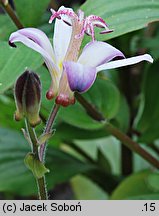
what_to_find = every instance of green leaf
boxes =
[84,78,120,119]
[97,147,111,174]
[0,42,43,94]
[81,0,159,43]
[14,0,50,26]
[147,173,159,192]
[111,95,130,132]
[53,123,109,145]
[59,102,103,130]
[0,128,92,196]
[127,194,159,200]
[24,153,49,179]
[74,136,121,175]
[0,95,23,130]
[134,62,159,142]
[38,131,54,145]
[71,175,108,200]
[111,170,157,200]
[0,15,16,41]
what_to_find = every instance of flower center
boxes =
[49,8,85,106]
[49,7,113,106]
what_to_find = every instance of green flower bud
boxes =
[14,70,41,127]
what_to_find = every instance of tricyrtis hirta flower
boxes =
[9,6,153,107]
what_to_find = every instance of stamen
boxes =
[100,29,114,34]
[49,8,77,24]
[87,15,109,27]
[76,14,113,41]
[90,24,95,41]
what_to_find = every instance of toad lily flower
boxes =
[9,6,153,107]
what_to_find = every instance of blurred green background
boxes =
[0,0,159,200]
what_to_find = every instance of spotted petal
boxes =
[78,41,125,67]
[96,54,153,72]
[9,28,60,95]
[9,28,59,72]
[53,6,73,65]
[63,61,97,93]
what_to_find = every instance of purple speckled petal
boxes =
[9,29,59,74]
[9,28,60,95]
[96,54,153,72]
[10,28,55,59]
[78,41,125,67]
[63,61,97,93]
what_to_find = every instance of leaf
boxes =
[97,147,111,173]
[111,95,130,132]
[0,42,43,94]
[53,123,109,145]
[84,78,120,119]
[59,102,103,130]
[14,0,50,26]
[38,131,54,145]
[71,175,108,200]
[81,0,159,43]
[111,170,157,200]
[147,173,159,192]
[127,194,159,200]
[134,62,159,142]
[0,128,92,196]
[0,95,23,129]
[140,30,159,59]
[74,136,121,175]
[0,14,16,41]
[24,153,49,179]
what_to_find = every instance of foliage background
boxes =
[0,0,159,199]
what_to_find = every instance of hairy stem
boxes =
[39,104,60,162]
[75,92,159,169]
[0,0,24,29]
[25,119,48,200]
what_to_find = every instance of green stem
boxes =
[75,93,159,169]
[36,178,48,200]
[0,0,24,29]
[25,119,48,200]
[39,104,60,162]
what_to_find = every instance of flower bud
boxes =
[14,70,41,127]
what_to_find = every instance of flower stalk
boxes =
[39,104,60,162]
[25,119,48,200]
